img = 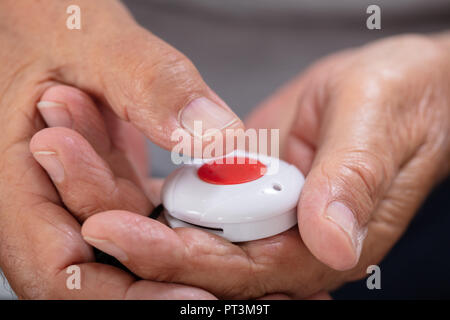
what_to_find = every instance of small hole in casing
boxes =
[273,183,282,191]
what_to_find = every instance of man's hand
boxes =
[247,34,450,270]
[43,34,449,299]
[0,0,243,299]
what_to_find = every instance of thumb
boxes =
[297,88,417,271]
[68,24,244,151]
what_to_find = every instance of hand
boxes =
[52,34,448,299]
[247,33,450,270]
[31,84,309,300]
[0,0,243,299]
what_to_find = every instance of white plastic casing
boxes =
[162,152,305,242]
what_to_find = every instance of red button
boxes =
[198,156,267,185]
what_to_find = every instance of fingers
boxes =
[82,211,205,277]
[37,85,111,155]
[37,85,146,184]
[145,178,165,206]
[81,211,254,298]
[35,85,152,220]
[102,107,150,179]
[246,54,344,174]
[55,263,215,300]
[0,132,93,298]
[81,211,331,299]
[124,279,216,300]
[66,25,245,152]
[0,75,149,299]
[30,127,151,221]
[295,73,425,271]
[1,118,210,299]
[245,73,315,173]
[2,202,212,299]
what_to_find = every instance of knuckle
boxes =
[73,203,101,221]
[126,49,202,107]
[323,149,393,221]
[335,35,446,96]
[234,261,266,299]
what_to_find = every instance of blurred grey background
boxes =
[1,0,449,300]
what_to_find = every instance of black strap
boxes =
[149,204,164,220]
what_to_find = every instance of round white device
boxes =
[161,151,305,242]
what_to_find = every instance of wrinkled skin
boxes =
[0,0,449,300]
[0,0,246,299]
[28,34,450,299]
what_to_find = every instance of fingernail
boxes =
[33,151,65,183]
[179,97,240,138]
[37,101,72,128]
[83,236,129,262]
[325,201,365,256]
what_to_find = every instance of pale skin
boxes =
[0,0,242,299]
[0,0,449,299]
[29,36,450,299]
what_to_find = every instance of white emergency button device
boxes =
[161,151,305,242]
